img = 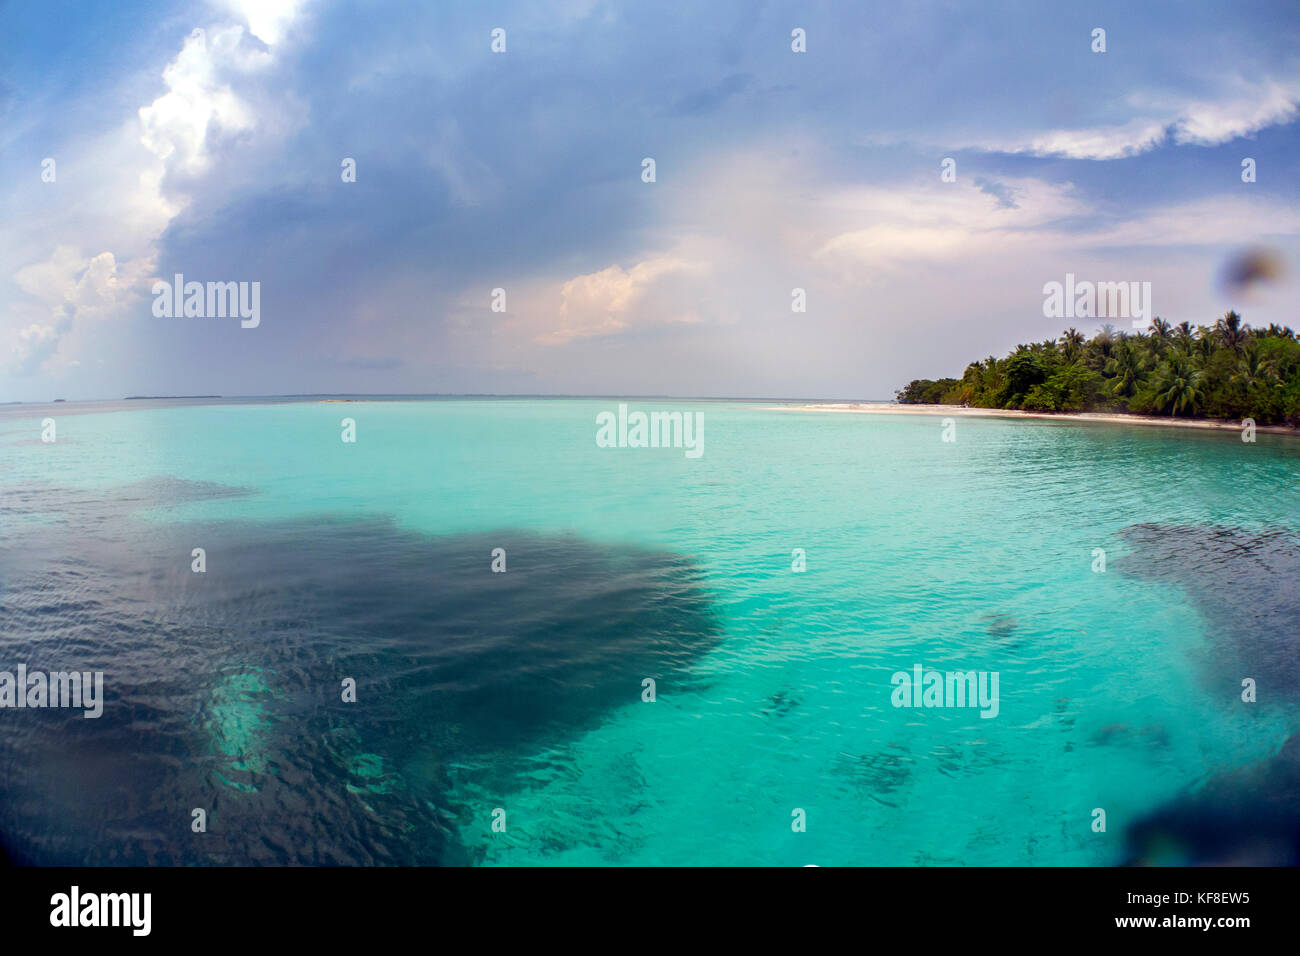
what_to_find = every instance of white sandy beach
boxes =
[767,402,1300,437]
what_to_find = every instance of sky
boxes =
[1,0,1298,402]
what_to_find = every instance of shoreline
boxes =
[765,402,1300,437]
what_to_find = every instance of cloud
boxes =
[6,1,1300,400]
[813,178,1300,274]
[1168,78,1300,146]
[962,77,1300,160]
[212,0,308,46]
[540,257,703,344]
[138,26,267,179]
[1084,195,1300,248]
[6,247,156,374]
[4,4,308,376]
[8,321,67,376]
[813,177,1088,271]
[1015,119,1172,161]
[15,246,154,315]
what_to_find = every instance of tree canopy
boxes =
[895,313,1300,425]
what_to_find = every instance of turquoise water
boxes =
[2,399,1298,865]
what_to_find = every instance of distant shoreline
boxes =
[766,402,1300,437]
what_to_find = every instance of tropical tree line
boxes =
[895,312,1300,425]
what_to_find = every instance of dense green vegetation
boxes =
[896,312,1300,425]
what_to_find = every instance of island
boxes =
[895,312,1298,426]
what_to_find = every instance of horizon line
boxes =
[2,393,898,407]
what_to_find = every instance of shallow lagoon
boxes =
[1,399,1297,865]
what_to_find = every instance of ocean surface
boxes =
[1,397,1298,866]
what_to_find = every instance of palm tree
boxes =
[1106,341,1146,398]
[1151,353,1205,416]
[981,356,1003,397]
[1215,310,1249,352]
[1233,344,1276,390]
[1149,317,1172,340]
[1093,324,1117,362]
[1060,328,1085,363]
[1173,321,1195,352]
[1196,328,1216,363]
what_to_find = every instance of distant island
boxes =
[124,395,222,400]
[896,312,1299,426]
